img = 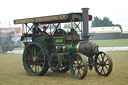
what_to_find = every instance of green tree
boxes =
[115,24,122,32]
[102,16,114,26]
[91,16,102,27]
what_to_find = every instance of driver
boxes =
[42,26,48,35]
[32,23,42,42]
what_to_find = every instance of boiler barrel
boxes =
[55,41,99,57]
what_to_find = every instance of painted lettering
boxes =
[60,15,65,19]
[15,19,34,24]
[15,15,68,24]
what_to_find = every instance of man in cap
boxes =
[42,26,48,35]
[32,23,42,42]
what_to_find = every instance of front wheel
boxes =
[69,53,88,79]
[94,51,113,76]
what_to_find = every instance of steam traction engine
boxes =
[0,30,14,54]
[14,8,113,79]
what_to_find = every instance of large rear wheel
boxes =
[23,43,49,76]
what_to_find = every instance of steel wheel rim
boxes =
[94,51,113,76]
[23,43,45,76]
[70,53,88,79]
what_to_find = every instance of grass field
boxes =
[91,39,128,47]
[0,52,128,85]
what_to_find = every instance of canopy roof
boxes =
[14,13,84,24]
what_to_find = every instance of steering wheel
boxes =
[54,29,66,36]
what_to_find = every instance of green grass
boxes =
[0,52,128,85]
[14,46,24,50]
[91,39,128,47]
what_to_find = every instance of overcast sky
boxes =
[0,0,128,31]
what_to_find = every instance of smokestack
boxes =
[81,8,89,42]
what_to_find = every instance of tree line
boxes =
[91,16,122,31]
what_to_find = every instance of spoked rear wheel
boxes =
[23,43,49,76]
[94,51,113,76]
[69,53,88,79]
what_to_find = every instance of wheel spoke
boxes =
[28,49,33,54]
[102,67,105,75]
[97,57,101,62]
[105,65,109,70]
[97,65,100,69]
[32,46,34,56]
[104,59,108,63]
[77,56,80,64]
[38,63,39,73]
[73,61,77,64]
[102,53,105,61]
[79,71,82,77]
[26,54,33,62]
[41,62,44,66]
[37,61,43,68]
[80,60,83,64]
[105,63,109,65]
[101,67,103,74]
[26,49,33,58]
[35,62,37,73]
[40,65,43,69]
[100,53,102,57]
[36,61,39,73]
[29,65,33,71]
[80,67,84,71]
[73,67,77,73]
[77,69,79,77]
[80,65,85,67]
[77,69,81,77]
[31,62,35,69]
[36,50,42,58]
[34,48,37,57]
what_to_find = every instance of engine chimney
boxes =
[81,8,89,42]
